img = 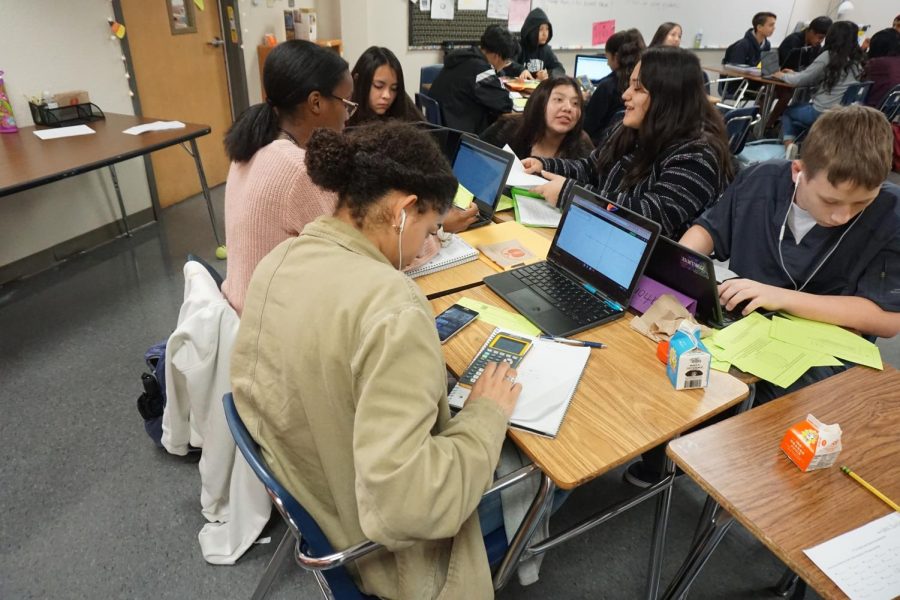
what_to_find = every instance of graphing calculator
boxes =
[459,333,533,386]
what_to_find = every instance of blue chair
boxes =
[723,106,759,155]
[419,64,443,95]
[841,81,873,106]
[415,92,443,126]
[223,393,536,599]
[878,84,900,121]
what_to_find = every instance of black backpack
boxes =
[137,341,167,447]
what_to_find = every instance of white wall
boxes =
[828,0,897,33]
[0,1,151,268]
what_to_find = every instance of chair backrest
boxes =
[841,81,873,106]
[415,92,443,126]
[222,393,372,600]
[723,106,759,155]
[879,84,900,121]
[419,64,443,95]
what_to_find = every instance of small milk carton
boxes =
[666,321,711,390]
[780,414,842,471]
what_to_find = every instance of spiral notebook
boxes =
[448,329,590,438]
[406,235,479,279]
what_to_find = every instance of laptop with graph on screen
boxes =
[485,186,661,336]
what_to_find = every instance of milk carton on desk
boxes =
[667,321,711,390]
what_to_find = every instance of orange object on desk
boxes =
[656,340,669,364]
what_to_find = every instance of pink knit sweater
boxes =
[221,140,337,314]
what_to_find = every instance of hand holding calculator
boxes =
[459,333,533,386]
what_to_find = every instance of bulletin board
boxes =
[408,3,507,49]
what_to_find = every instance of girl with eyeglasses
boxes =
[221,40,353,315]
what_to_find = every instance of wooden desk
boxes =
[433,286,749,596]
[491,209,557,241]
[0,113,220,244]
[664,366,900,599]
[414,221,551,299]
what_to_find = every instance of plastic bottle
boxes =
[693,29,703,49]
[0,70,19,133]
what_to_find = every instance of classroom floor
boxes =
[2,180,898,599]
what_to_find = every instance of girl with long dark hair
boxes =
[524,47,734,239]
[480,76,593,159]
[649,22,682,47]
[776,21,866,152]
[221,40,351,314]
[583,28,646,143]
[346,46,422,127]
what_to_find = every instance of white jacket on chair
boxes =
[162,261,271,564]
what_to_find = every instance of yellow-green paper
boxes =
[456,297,540,336]
[453,184,474,209]
[770,315,882,370]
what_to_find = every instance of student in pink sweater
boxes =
[221,40,352,314]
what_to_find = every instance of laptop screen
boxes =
[452,136,512,214]
[574,55,611,82]
[644,236,723,325]
[551,188,659,306]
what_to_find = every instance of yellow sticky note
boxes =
[457,297,540,336]
[194,0,205,10]
[496,194,514,212]
[454,183,474,209]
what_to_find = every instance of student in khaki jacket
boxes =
[231,122,522,599]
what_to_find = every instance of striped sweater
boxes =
[539,132,726,238]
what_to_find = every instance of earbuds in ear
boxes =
[398,210,407,234]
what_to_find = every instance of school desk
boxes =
[703,65,798,137]
[431,286,750,596]
[662,365,900,600]
[414,221,551,299]
[491,208,557,242]
[0,113,221,244]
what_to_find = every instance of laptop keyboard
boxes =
[513,264,616,326]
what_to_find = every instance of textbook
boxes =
[405,235,479,279]
[447,329,590,438]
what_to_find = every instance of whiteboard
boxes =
[531,0,802,49]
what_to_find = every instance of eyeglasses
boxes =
[331,95,358,118]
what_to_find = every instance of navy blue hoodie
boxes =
[517,8,565,77]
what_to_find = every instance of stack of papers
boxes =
[33,125,95,140]
[703,313,882,387]
[502,144,549,189]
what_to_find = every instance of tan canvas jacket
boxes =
[232,216,509,599]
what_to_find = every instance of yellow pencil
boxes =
[841,466,900,512]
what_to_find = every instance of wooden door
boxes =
[120,0,233,207]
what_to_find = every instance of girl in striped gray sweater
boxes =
[525,47,734,239]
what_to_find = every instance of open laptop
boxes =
[485,186,661,336]
[574,55,612,84]
[451,134,514,229]
[761,50,781,77]
[643,236,772,328]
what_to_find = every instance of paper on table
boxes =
[710,358,731,372]
[770,315,882,370]
[33,125,95,140]
[803,512,900,600]
[496,194,514,212]
[123,121,186,135]
[502,144,549,188]
[453,183,475,209]
[457,297,540,336]
[513,191,561,228]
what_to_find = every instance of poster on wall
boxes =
[507,0,531,32]
[487,0,508,19]
[459,0,488,10]
[431,0,454,19]
[420,0,431,10]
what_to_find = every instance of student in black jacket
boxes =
[480,24,530,79]
[583,28,645,144]
[428,29,514,134]
[721,12,777,96]
[517,8,565,80]
[779,16,831,70]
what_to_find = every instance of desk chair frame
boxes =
[840,81,873,106]
[223,393,539,600]
[879,84,900,121]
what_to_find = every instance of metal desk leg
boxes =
[107,164,131,237]
[755,82,777,138]
[251,528,294,600]
[492,472,556,590]
[188,138,224,247]
[661,501,734,600]
[646,454,677,600]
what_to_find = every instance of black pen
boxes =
[539,335,606,349]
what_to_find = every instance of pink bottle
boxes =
[0,70,19,133]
